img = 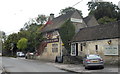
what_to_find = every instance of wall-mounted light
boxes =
[107,40,112,45]
[82,43,86,46]
[62,43,64,46]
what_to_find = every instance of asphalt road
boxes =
[1,57,119,74]
[2,57,67,72]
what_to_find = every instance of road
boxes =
[50,63,119,73]
[1,57,119,74]
[2,57,67,72]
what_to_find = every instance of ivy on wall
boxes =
[59,19,75,54]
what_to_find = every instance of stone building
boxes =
[71,21,119,64]
[36,10,98,61]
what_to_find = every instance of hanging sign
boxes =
[44,38,59,43]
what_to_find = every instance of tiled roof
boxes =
[72,21,119,42]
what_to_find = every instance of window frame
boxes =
[52,43,58,53]
[71,44,76,56]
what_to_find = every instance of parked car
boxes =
[25,52,34,59]
[16,52,25,57]
[83,54,104,69]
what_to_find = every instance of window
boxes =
[71,44,76,56]
[95,45,98,51]
[53,31,58,36]
[76,43,78,56]
[52,44,58,53]
[87,55,100,59]
[95,45,98,53]
[80,44,83,51]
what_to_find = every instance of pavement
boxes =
[47,63,119,73]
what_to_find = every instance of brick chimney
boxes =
[49,13,54,20]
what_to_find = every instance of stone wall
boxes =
[63,56,83,64]
[77,38,119,65]
[36,42,61,61]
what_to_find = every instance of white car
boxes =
[16,52,25,57]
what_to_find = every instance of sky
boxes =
[0,0,119,35]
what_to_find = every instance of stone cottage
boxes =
[36,10,98,61]
[71,21,119,64]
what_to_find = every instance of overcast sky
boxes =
[0,0,119,35]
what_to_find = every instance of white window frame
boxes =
[52,44,58,53]
[71,43,76,56]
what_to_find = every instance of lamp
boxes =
[82,43,86,46]
[107,40,112,45]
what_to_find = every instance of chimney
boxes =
[49,13,54,20]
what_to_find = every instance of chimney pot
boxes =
[50,13,54,20]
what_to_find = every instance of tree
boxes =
[18,23,43,52]
[3,33,19,56]
[59,7,83,17]
[87,2,120,21]
[3,14,45,54]
[36,14,47,25]
[17,38,28,51]
[98,16,117,24]
[59,19,75,54]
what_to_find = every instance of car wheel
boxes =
[85,66,88,69]
[100,66,104,69]
[85,67,88,69]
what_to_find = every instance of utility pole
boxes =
[11,43,14,56]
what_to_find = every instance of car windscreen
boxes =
[87,55,101,59]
